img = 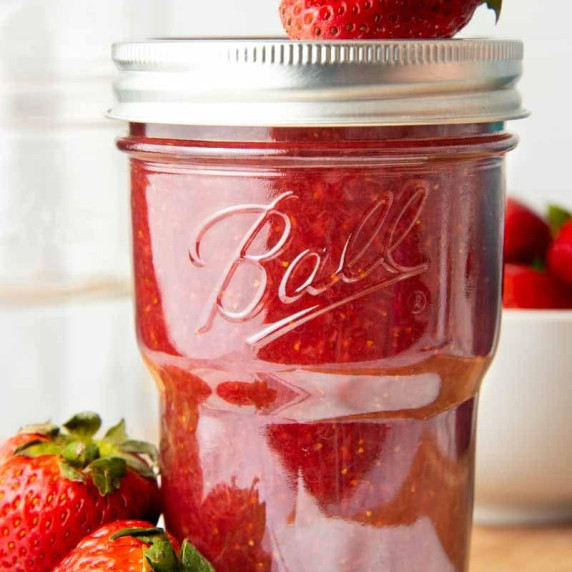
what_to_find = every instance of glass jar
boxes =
[111,39,526,572]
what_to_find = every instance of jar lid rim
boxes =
[109,37,528,127]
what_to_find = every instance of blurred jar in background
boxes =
[0,0,174,439]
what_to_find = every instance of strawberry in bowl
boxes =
[502,198,572,310]
[547,213,572,288]
[504,197,552,265]
[476,198,572,525]
[503,264,572,310]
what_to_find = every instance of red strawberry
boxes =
[504,198,552,264]
[279,0,502,40]
[0,413,160,572]
[548,219,572,287]
[503,263,572,309]
[53,520,213,572]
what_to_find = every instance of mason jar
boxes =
[111,39,526,572]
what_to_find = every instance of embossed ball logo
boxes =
[189,181,429,348]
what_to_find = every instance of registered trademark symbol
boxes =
[408,290,427,315]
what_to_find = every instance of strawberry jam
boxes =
[120,123,517,572]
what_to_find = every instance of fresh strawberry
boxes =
[503,263,572,309]
[0,413,160,572]
[279,0,502,40]
[53,520,213,572]
[548,219,572,287]
[504,198,552,264]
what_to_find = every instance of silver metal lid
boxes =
[110,38,527,127]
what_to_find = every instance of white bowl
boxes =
[475,310,572,525]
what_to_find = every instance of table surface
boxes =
[471,526,572,572]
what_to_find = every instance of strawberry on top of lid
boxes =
[280,0,503,40]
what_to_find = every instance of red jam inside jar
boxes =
[119,122,517,572]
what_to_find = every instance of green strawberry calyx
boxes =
[14,412,158,496]
[547,203,572,237]
[485,0,503,22]
[111,527,215,572]
[180,540,216,572]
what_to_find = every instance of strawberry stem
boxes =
[62,441,100,467]
[180,540,215,572]
[112,527,180,571]
[63,412,102,439]
[111,527,215,572]
[111,526,166,541]
[548,204,572,237]
[59,460,85,483]
[12,412,158,497]
[104,419,128,444]
[485,0,503,22]
[86,457,127,495]
[18,422,60,438]
[16,441,60,457]
[120,439,159,462]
